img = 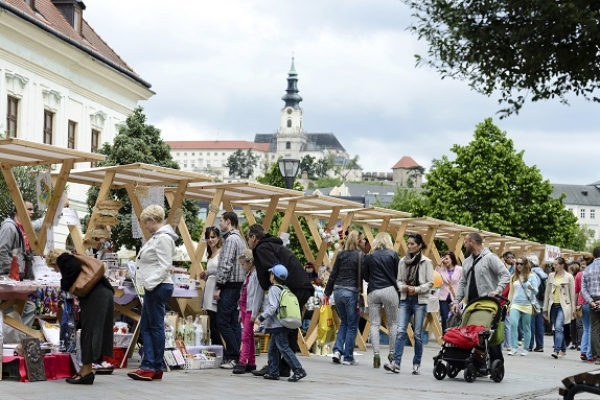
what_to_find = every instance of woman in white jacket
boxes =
[128,205,176,382]
[385,233,434,376]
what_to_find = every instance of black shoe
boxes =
[232,363,247,374]
[245,364,256,373]
[66,372,95,385]
[288,368,307,382]
[263,373,280,380]
[252,365,269,376]
[533,347,544,353]
[279,368,291,378]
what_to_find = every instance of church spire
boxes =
[281,57,302,109]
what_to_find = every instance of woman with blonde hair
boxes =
[507,256,538,356]
[362,232,400,368]
[128,205,177,382]
[324,230,364,365]
[45,248,114,385]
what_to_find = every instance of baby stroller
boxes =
[432,295,509,383]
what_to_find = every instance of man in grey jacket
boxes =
[452,232,510,366]
[0,201,43,326]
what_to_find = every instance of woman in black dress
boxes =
[46,249,114,385]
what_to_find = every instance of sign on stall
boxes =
[545,245,561,262]
[62,208,80,227]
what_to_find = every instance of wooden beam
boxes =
[314,207,341,268]
[391,222,408,255]
[166,192,199,275]
[38,160,74,250]
[124,183,151,241]
[261,197,279,229]
[291,215,314,263]
[165,180,188,227]
[84,171,116,241]
[241,205,257,226]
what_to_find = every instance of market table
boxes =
[2,353,75,382]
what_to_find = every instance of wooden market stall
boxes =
[0,138,105,339]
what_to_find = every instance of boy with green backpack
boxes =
[254,264,307,382]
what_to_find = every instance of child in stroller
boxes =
[433,295,509,383]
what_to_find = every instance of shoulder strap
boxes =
[357,251,363,291]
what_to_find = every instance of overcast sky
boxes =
[84,0,599,185]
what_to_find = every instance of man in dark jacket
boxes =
[247,224,314,376]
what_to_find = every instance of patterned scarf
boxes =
[404,252,422,286]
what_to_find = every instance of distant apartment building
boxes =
[553,183,600,240]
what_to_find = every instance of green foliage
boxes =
[0,166,45,221]
[333,155,361,182]
[224,149,259,178]
[255,162,317,264]
[403,0,600,116]
[384,186,427,214]
[314,156,333,178]
[83,107,201,251]
[309,176,343,190]
[415,118,579,249]
[571,225,595,252]
[299,155,317,179]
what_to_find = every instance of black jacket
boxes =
[252,235,313,292]
[324,249,362,297]
[362,249,399,293]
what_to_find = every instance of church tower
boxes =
[276,57,306,159]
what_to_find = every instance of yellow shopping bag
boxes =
[318,299,335,345]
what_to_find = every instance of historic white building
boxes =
[0,0,152,245]
[167,58,362,183]
[552,183,600,241]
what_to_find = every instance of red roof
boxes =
[2,0,139,77]
[392,156,420,169]
[167,141,271,151]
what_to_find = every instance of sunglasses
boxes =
[515,262,524,265]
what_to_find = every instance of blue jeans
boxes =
[333,288,359,362]
[439,298,451,332]
[509,308,531,350]
[394,297,427,366]
[217,287,242,361]
[581,304,592,359]
[140,283,173,372]
[550,304,566,353]
[529,311,545,350]
[268,330,302,375]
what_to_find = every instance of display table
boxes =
[2,353,75,382]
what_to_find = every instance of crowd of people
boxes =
[5,199,600,386]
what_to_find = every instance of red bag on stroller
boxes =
[442,325,487,349]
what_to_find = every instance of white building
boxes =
[0,0,152,246]
[552,183,600,241]
[167,58,362,183]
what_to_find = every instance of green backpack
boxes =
[274,284,302,329]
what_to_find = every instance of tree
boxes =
[314,156,333,178]
[224,149,259,178]
[299,154,317,179]
[406,165,425,188]
[413,118,579,249]
[384,186,426,214]
[0,166,44,221]
[256,163,317,264]
[84,107,201,251]
[308,176,343,190]
[402,0,600,116]
[572,225,595,252]
[333,155,362,182]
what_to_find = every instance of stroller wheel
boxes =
[491,360,505,382]
[433,361,447,380]
[464,364,477,383]
[447,364,460,378]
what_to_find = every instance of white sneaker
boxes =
[521,350,528,356]
[332,351,341,364]
[383,362,400,374]
[342,359,358,366]
[220,359,236,369]
[507,350,515,356]
[412,364,420,375]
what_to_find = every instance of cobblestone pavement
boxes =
[1,338,597,400]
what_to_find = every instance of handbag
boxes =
[575,306,583,319]
[70,254,106,297]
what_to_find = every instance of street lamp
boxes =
[278,158,300,189]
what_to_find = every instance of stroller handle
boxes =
[494,293,510,307]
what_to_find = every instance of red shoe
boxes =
[152,371,163,380]
[127,369,154,381]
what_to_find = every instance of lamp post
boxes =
[278,158,300,189]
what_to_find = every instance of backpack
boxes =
[533,270,546,302]
[274,284,302,329]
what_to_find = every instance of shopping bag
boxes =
[317,300,335,345]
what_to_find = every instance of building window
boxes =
[73,7,82,33]
[214,152,217,156]
[592,209,596,220]
[287,119,292,128]
[177,152,180,156]
[43,110,54,144]
[67,120,76,149]
[568,208,573,213]
[184,152,187,156]
[581,209,586,219]
[6,96,18,138]
[222,152,225,156]
[191,152,195,156]
[286,141,291,150]
[199,152,202,156]
[91,129,100,166]
[184,162,187,168]
[191,162,195,168]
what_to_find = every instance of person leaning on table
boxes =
[45,249,115,385]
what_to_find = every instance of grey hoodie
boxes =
[454,248,510,304]
[135,224,177,291]
[0,217,43,276]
